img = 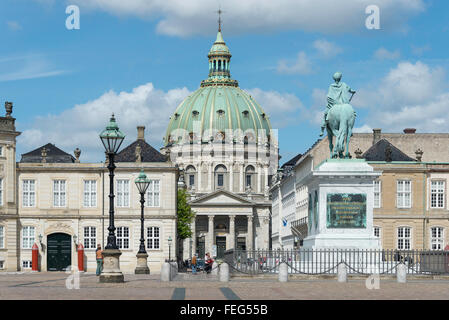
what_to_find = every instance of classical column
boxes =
[247,215,253,250]
[229,215,236,250]
[208,163,213,191]
[191,218,196,256]
[229,163,234,192]
[239,162,244,192]
[197,162,202,192]
[257,164,262,193]
[208,215,215,255]
[264,165,269,190]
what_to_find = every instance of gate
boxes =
[47,233,72,271]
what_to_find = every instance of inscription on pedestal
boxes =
[326,193,366,228]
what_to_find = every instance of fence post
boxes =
[219,263,230,282]
[279,262,288,282]
[337,263,347,283]
[397,263,407,283]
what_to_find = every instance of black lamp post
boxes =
[99,114,125,283]
[99,114,125,250]
[168,236,173,262]
[134,170,151,274]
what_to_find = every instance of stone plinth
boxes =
[302,159,382,250]
[99,249,124,283]
[134,253,150,274]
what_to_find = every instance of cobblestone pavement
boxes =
[0,272,449,300]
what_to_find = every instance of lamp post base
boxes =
[99,249,124,283]
[135,253,150,274]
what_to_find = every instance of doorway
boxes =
[47,233,72,271]
[216,236,226,259]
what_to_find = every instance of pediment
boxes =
[189,190,254,206]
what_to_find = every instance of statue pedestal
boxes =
[134,253,150,274]
[99,249,124,283]
[302,159,381,250]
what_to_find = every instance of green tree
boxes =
[177,188,195,240]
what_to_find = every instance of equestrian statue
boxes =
[320,72,357,159]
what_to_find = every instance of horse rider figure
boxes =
[320,72,356,137]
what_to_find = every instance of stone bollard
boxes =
[337,263,347,283]
[219,263,230,282]
[211,261,219,275]
[161,262,171,282]
[279,262,288,282]
[396,263,407,283]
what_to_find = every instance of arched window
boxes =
[186,165,196,188]
[245,165,255,189]
[214,164,227,189]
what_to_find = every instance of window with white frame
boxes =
[83,180,97,207]
[430,227,444,250]
[83,226,96,249]
[147,226,160,249]
[22,226,35,249]
[0,226,4,249]
[0,261,4,269]
[146,180,160,207]
[397,180,411,208]
[22,260,32,269]
[53,180,66,207]
[430,181,445,209]
[397,227,411,250]
[117,227,129,249]
[22,180,36,207]
[116,180,130,207]
[374,180,381,208]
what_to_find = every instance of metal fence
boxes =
[224,249,449,275]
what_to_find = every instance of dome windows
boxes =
[192,110,200,118]
[217,109,225,118]
[242,110,249,117]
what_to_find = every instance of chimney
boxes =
[403,128,416,134]
[137,126,145,141]
[372,128,381,145]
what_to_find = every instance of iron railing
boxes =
[224,248,449,275]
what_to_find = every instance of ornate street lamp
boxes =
[134,170,151,274]
[99,113,125,283]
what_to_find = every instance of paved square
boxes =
[1,272,449,300]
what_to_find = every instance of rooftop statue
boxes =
[319,72,357,159]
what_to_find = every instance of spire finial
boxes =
[217,7,223,32]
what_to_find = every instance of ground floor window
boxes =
[22,260,32,269]
[83,227,96,249]
[147,227,160,250]
[430,227,444,250]
[117,227,129,249]
[397,227,411,250]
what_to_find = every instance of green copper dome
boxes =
[164,30,272,146]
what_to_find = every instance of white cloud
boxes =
[6,21,22,31]
[356,61,449,133]
[0,54,66,82]
[18,83,191,162]
[247,88,304,128]
[374,47,400,60]
[313,40,343,59]
[68,0,425,37]
[276,51,312,75]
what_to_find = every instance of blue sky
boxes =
[1,0,449,163]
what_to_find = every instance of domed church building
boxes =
[161,25,278,260]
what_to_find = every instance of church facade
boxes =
[161,28,278,260]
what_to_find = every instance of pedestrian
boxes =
[191,254,197,274]
[96,244,103,276]
[204,252,214,274]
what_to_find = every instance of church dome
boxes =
[164,29,272,146]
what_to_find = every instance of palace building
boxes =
[271,129,449,251]
[0,110,178,273]
[161,27,278,260]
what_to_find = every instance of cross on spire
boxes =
[217,7,223,32]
